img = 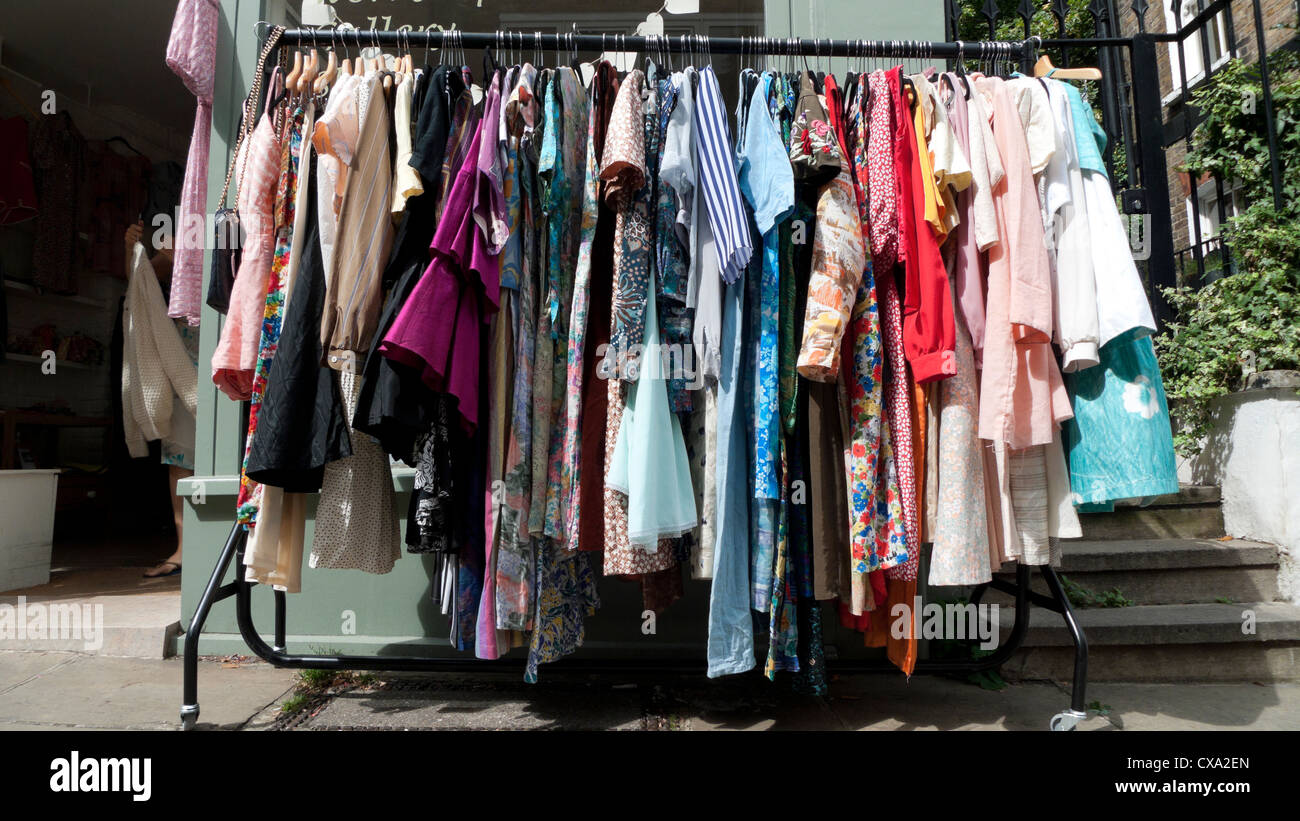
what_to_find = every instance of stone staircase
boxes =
[990,485,1300,682]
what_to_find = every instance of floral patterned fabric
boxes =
[839,81,908,607]
[237,105,305,525]
[541,68,590,543]
[496,65,541,630]
[524,541,599,683]
[653,75,694,413]
[556,63,608,551]
[796,145,864,382]
[600,69,679,577]
[603,70,652,384]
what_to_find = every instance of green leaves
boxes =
[1156,243,1300,456]
[1157,50,1300,457]
[1182,51,1300,209]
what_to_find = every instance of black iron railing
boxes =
[946,0,1290,312]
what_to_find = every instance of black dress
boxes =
[243,155,352,489]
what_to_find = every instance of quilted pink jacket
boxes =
[975,77,1072,449]
[165,0,218,326]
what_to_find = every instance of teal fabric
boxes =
[1060,82,1107,177]
[1064,329,1179,505]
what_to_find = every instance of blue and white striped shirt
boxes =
[693,66,753,285]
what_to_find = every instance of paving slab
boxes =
[0,654,297,730]
[822,674,1112,731]
[0,568,181,658]
[298,678,646,730]
[0,651,78,691]
[1085,682,1300,730]
[2,651,1298,731]
[654,679,843,731]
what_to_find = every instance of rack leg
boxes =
[273,589,287,652]
[180,522,245,731]
[1039,565,1090,731]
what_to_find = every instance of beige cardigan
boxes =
[122,243,198,457]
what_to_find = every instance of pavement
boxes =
[2,650,1299,730]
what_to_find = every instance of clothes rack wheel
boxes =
[1051,709,1088,732]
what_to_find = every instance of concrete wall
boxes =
[1179,378,1300,603]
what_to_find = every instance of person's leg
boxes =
[144,465,190,576]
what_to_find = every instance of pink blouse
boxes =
[211,113,280,400]
[975,77,1072,449]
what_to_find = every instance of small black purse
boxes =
[205,206,241,314]
[206,26,282,315]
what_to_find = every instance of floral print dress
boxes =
[237,104,304,526]
[524,68,600,683]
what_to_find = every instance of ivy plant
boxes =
[1156,50,1300,457]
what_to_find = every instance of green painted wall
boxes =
[179,0,944,661]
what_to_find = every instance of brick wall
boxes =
[1119,0,1298,89]
[1116,0,1297,260]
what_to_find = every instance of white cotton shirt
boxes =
[1045,80,1101,372]
[1007,76,1057,175]
[391,72,423,214]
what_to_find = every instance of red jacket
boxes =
[892,71,956,384]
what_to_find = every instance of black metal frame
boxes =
[181,25,1095,732]
[182,520,1088,728]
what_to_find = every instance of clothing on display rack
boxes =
[207,31,1178,688]
[165,0,220,326]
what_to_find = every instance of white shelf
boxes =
[3,279,108,309]
[2,353,96,371]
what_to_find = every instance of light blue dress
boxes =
[607,282,700,545]
[736,70,794,613]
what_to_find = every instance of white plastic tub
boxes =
[0,469,60,591]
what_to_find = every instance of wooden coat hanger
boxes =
[299,49,320,94]
[314,49,338,94]
[1033,54,1101,81]
[286,50,304,93]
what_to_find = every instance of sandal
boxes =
[143,561,182,578]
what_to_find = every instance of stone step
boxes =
[1079,503,1225,540]
[984,539,1279,605]
[1113,484,1220,507]
[1003,601,1300,646]
[994,601,1300,682]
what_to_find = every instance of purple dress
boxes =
[379,123,500,434]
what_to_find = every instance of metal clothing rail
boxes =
[180,25,1090,733]
[273,25,1036,63]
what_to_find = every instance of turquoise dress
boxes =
[1063,328,1179,508]
[607,282,699,545]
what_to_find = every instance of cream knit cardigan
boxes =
[122,242,198,457]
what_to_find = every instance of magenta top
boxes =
[379,121,499,434]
